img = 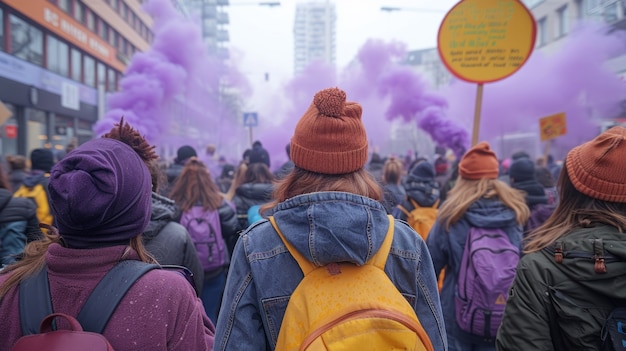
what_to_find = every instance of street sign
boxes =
[243,112,258,127]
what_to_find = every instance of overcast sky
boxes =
[228,0,460,84]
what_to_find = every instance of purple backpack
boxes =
[180,206,227,272]
[455,227,519,340]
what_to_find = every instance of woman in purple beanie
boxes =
[0,132,215,350]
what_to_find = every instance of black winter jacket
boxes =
[142,192,204,295]
[232,182,273,234]
[0,188,41,265]
[497,225,626,350]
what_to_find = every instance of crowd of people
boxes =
[0,87,624,351]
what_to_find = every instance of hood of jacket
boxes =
[463,197,520,229]
[404,180,440,207]
[511,180,548,208]
[541,225,626,300]
[22,171,48,188]
[271,191,390,267]
[143,192,178,240]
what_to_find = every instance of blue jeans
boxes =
[200,270,226,324]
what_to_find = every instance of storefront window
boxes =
[1,105,18,157]
[0,8,4,52]
[71,48,81,81]
[47,35,69,77]
[83,55,95,87]
[25,108,48,152]
[10,15,44,66]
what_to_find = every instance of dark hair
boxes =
[535,166,555,188]
[0,162,11,190]
[244,162,274,184]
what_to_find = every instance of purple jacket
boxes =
[0,244,214,351]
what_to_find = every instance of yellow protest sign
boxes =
[539,112,567,141]
[438,0,536,83]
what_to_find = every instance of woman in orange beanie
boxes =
[213,87,446,350]
[497,126,626,350]
[427,141,529,351]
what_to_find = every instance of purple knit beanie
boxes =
[48,138,152,248]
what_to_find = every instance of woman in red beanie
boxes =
[0,122,215,351]
[213,87,446,351]
[497,126,626,350]
[427,141,529,351]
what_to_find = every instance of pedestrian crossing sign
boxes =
[243,112,258,127]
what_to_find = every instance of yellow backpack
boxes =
[269,215,434,351]
[14,182,53,226]
[396,199,439,241]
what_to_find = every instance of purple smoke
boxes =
[94,0,251,161]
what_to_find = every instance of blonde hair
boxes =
[438,177,530,231]
[0,225,155,298]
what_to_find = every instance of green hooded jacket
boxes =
[496,225,626,350]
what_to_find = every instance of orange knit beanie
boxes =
[290,87,368,175]
[566,126,626,202]
[459,141,499,180]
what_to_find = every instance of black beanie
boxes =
[176,145,197,164]
[509,157,535,182]
[30,148,54,172]
[408,161,435,183]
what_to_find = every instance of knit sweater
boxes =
[0,244,214,351]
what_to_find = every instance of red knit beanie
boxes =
[459,141,499,180]
[566,126,626,202]
[290,87,368,175]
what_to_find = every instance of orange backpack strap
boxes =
[397,204,411,218]
[269,215,395,274]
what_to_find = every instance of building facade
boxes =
[0,0,151,159]
[293,0,336,75]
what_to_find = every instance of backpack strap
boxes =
[19,260,158,335]
[77,260,158,333]
[268,215,395,274]
[19,267,53,335]
[396,204,411,218]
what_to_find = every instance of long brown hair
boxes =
[168,157,223,212]
[0,162,11,190]
[524,163,626,253]
[0,226,155,298]
[261,167,383,213]
[438,177,530,231]
[224,162,248,201]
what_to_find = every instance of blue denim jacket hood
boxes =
[427,197,523,344]
[214,191,447,351]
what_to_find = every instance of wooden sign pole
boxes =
[472,83,484,146]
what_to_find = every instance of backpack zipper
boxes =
[300,308,433,351]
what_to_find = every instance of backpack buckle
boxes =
[593,239,607,274]
[554,242,563,264]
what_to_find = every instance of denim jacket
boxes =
[214,191,447,351]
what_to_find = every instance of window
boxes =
[0,8,4,52]
[108,28,116,46]
[73,1,83,22]
[86,10,95,31]
[107,68,116,92]
[556,6,569,37]
[46,35,69,76]
[120,3,127,21]
[58,0,70,12]
[71,48,81,81]
[83,54,95,87]
[536,17,547,47]
[10,15,44,66]
[97,61,105,86]
[97,19,107,40]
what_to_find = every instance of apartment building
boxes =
[293,0,336,75]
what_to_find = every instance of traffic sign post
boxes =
[243,112,259,146]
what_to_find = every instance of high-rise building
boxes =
[0,0,152,157]
[176,0,229,60]
[293,0,336,75]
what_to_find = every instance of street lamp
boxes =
[380,6,445,13]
